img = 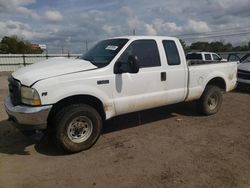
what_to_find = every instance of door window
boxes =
[205,54,212,60]
[118,40,161,68]
[162,40,181,65]
[228,54,240,62]
[212,54,220,61]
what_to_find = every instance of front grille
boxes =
[238,70,250,80]
[8,76,21,106]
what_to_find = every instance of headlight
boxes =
[21,86,41,106]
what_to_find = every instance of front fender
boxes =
[33,77,115,119]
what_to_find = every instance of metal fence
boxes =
[1,51,250,72]
[0,54,81,72]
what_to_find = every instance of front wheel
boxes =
[198,85,222,115]
[54,104,102,153]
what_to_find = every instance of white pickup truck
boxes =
[186,52,227,62]
[5,36,237,153]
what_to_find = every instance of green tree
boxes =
[0,36,43,54]
[224,43,233,52]
[190,42,210,51]
[209,41,224,52]
[188,41,238,52]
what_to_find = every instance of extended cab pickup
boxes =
[186,52,226,62]
[4,36,237,153]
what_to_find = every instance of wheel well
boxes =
[47,95,106,125]
[206,77,226,91]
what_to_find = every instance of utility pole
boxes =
[61,46,64,54]
[133,29,136,36]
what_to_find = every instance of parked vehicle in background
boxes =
[227,53,250,63]
[4,36,237,153]
[186,52,227,62]
[227,53,241,63]
[235,54,250,89]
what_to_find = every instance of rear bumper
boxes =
[4,96,52,130]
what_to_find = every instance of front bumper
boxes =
[4,96,52,130]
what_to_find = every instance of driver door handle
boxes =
[161,72,166,81]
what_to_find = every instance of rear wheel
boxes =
[198,85,222,115]
[54,104,102,153]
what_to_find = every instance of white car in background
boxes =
[186,52,227,62]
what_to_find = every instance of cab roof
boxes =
[110,35,179,41]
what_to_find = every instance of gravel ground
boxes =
[0,72,250,188]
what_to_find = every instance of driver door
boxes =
[112,40,167,115]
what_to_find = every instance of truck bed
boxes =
[186,61,237,101]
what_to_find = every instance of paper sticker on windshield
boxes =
[105,45,118,50]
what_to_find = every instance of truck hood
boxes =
[238,63,250,72]
[12,57,97,86]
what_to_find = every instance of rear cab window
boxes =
[162,40,181,65]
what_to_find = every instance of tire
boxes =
[20,130,36,137]
[198,85,222,115]
[54,104,102,153]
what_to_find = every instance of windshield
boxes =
[81,39,129,67]
[241,54,250,63]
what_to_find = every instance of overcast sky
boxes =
[0,0,250,53]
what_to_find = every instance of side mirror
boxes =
[114,55,140,74]
[128,55,139,74]
[114,61,123,74]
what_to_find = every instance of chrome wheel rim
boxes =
[208,93,218,110]
[67,116,93,143]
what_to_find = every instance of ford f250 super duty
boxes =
[4,36,237,153]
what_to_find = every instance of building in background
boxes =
[31,44,47,53]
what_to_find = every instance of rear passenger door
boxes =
[161,40,187,104]
[113,39,167,115]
